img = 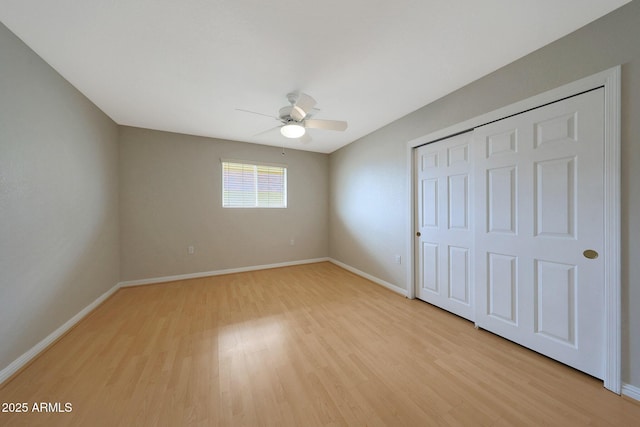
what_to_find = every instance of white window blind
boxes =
[222,160,287,208]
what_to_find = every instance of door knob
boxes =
[416,232,421,237]
[583,249,599,259]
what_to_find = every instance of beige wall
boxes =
[329,1,640,387]
[0,23,120,370]
[119,126,329,281]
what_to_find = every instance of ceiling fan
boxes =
[237,92,347,142]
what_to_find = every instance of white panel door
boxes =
[474,88,605,378]
[415,132,474,321]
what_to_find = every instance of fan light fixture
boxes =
[281,123,305,138]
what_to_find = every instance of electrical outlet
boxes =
[289,239,295,246]
[188,246,195,255]
[395,255,401,264]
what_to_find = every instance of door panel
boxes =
[421,242,439,293]
[535,157,576,237]
[448,174,469,229]
[448,246,470,304]
[534,259,576,345]
[487,252,518,325]
[474,88,605,378]
[416,132,474,321]
[488,166,517,234]
[421,179,438,228]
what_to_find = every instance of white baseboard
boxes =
[0,282,121,385]
[329,258,408,297]
[118,257,330,287]
[622,383,640,402]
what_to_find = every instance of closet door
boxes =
[415,132,474,321]
[473,88,605,378]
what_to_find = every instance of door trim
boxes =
[405,66,621,393]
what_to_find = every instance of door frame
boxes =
[405,66,621,393]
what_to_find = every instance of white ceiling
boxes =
[0,0,630,153]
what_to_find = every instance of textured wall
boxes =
[119,126,329,281]
[0,23,120,370]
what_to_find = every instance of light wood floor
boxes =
[1,262,638,426]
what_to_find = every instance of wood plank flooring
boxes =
[1,262,638,426]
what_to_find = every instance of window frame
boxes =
[221,159,288,209]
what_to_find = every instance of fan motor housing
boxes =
[279,106,294,121]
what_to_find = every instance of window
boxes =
[222,160,287,208]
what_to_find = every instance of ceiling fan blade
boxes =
[290,92,317,121]
[236,109,282,122]
[253,125,282,137]
[304,119,347,131]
